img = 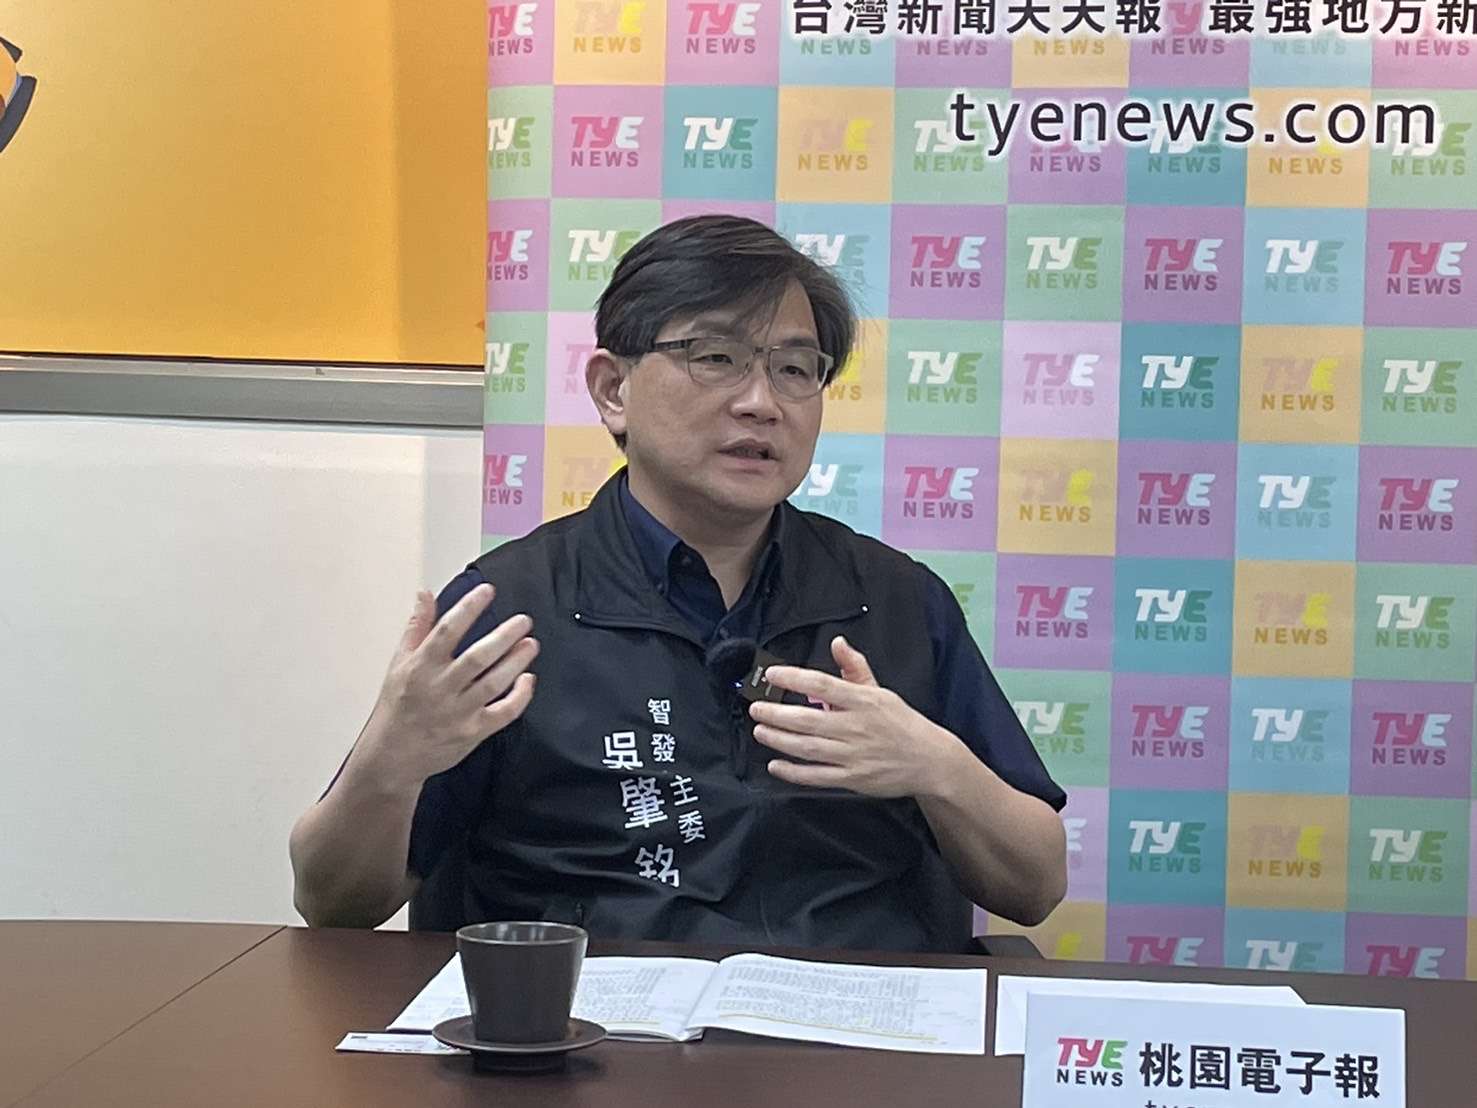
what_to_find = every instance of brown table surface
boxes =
[0,921,282,1107]
[12,924,1477,1107]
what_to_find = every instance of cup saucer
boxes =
[431,1016,607,1073]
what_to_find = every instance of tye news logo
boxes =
[1125,933,1205,965]
[1372,593,1453,650]
[799,461,864,512]
[681,115,756,170]
[1262,238,1344,293]
[904,349,981,405]
[792,231,869,290]
[1375,475,1459,534]
[1128,702,1208,761]
[1249,706,1328,764]
[1015,700,1091,756]
[1257,355,1338,413]
[489,2,538,55]
[1367,826,1447,884]
[1379,358,1461,415]
[1127,819,1204,874]
[1135,470,1214,527]
[1143,119,1224,175]
[1020,352,1098,408]
[556,453,622,511]
[682,0,759,53]
[912,115,986,173]
[488,114,536,168]
[566,225,642,281]
[1055,1038,1127,1088]
[1369,709,1450,768]
[901,464,978,519]
[484,452,529,507]
[1245,823,1325,880]
[1251,589,1331,648]
[1256,472,1336,529]
[1015,584,1093,641]
[1024,235,1101,290]
[1028,135,1104,175]
[485,340,530,393]
[1142,236,1222,292]
[1133,588,1211,643]
[795,114,873,172]
[1017,464,1095,524]
[1149,0,1229,53]
[1138,353,1218,410]
[907,234,985,291]
[488,226,535,282]
[570,0,646,52]
[1245,939,1324,971]
[569,113,645,168]
[1385,240,1466,296]
[1388,120,1469,175]
[1363,943,1445,978]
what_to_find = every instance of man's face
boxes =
[623,279,826,521]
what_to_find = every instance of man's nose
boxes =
[730,355,784,416]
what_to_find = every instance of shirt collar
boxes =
[618,469,784,598]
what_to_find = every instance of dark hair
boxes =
[593,215,857,451]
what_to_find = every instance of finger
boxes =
[761,665,866,709]
[458,636,539,706]
[750,723,847,764]
[443,612,535,690]
[765,758,851,789]
[832,635,878,687]
[420,582,497,662]
[749,700,848,737]
[477,671,537,735]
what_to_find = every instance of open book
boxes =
[390,952,988,1055]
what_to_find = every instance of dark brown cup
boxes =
[456,921,588,1044]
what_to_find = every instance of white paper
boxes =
[994,975,1306,1056]
[387,953,721,1041]
[335,1032,464,1055]
[1022,994,1404,1108]
[686,952,988,1055]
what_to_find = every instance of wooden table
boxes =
[8,923,1476,1106]
[0,921,281,1107]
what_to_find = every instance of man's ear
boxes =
[586,349,630,441]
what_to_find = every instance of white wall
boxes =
[0,413,483,926]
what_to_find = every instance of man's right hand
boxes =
[360,582,539,790]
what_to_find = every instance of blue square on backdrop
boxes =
[1250,30,1373,87]
[787,432,885,539]
[1235,443,1360,561]
[1223,908,1348,973]
[1242,208,1367,326]
[779,29,896,85]
[1125,88,1249,207]
[1228,677,1353,794]
[662,86,778,201]
[774,202,894,319]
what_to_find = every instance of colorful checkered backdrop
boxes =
[481,0,1477,979]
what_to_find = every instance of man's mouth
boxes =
[721,444,775,461]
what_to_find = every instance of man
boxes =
[289,215,1067,953]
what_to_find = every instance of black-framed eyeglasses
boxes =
[645,336,835,400]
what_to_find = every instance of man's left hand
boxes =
[749,636,959,799]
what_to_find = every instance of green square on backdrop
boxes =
[995,669,1112,787]
[1005,205,1125,322]
[891,88,1008,205]
[483,312,548,425]
[487,87,553,200]
[885,320,1002,436]
[911,550,997,660]
[1347,796,1470,916]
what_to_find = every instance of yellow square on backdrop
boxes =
[1011,34,1130,88]
[997,438,1118,555]
[821,318,888,434]
[1233,561,1356,678]
[986,900,1108,962]
[777,87,895,203]
[554,0,666,84]
[1246,88,1372,209]
[543,426,626,521]
[1226,793,1350,912]
[1239,326,1364,443]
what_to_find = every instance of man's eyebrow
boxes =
[678,316,821,347]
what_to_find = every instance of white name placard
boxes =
[1023,993,1404,1108]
